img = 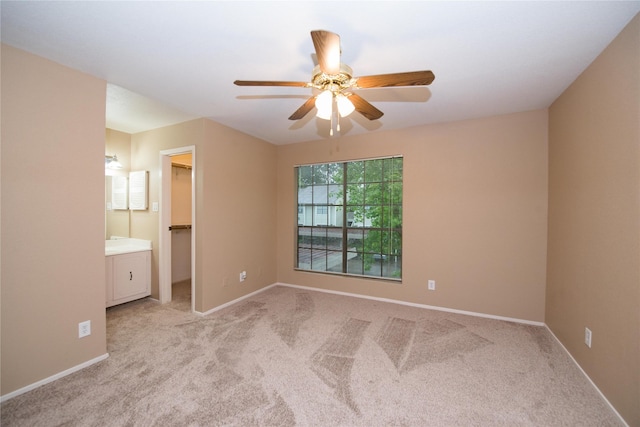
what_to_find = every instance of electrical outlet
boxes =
[79,320,91,338]
[428,280,436,291]
[585,327,592,348]
[239,271,247,282]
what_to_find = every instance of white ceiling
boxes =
[2,1,639,145]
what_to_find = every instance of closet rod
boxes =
[168,224,192,231]
[172,163,192,170]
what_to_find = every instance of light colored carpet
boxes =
[168,279,192,313]
[1,285,623,426]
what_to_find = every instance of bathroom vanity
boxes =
[105,238,151,307]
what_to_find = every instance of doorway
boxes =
[159,146,196,312]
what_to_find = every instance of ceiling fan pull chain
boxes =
[330,101,342,136]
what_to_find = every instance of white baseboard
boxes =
[196,283,279,317]
[274,282,545,326]
[0,353,109,403]
[544,326,629,427]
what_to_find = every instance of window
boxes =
[296,157,402,280]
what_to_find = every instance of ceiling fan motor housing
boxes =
[311,63,354,92]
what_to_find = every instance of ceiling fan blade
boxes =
[355,71,435,88]
[288,96,317,120]
[346,93,384,120]
[311,30,341,75]
[234,80,309,87]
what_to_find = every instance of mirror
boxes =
[105,174,130,240]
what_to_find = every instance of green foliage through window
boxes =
[296,157,402,280]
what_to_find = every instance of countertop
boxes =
[105,238,152,256]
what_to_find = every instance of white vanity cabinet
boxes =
[105,239,152,307]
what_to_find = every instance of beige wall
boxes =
[547,14,640,426]
[200,119,278,311]
[1,45,108,394]
[129,118,278,312]
[277,110,549,322]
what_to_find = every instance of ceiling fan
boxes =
[234,30,435,132]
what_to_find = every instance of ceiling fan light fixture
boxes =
[336,94,355,117]
[315,90,333,120]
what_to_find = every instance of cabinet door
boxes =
[113,252,149,300]
[105,256,114,304]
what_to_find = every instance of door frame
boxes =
[159,145,196,312]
